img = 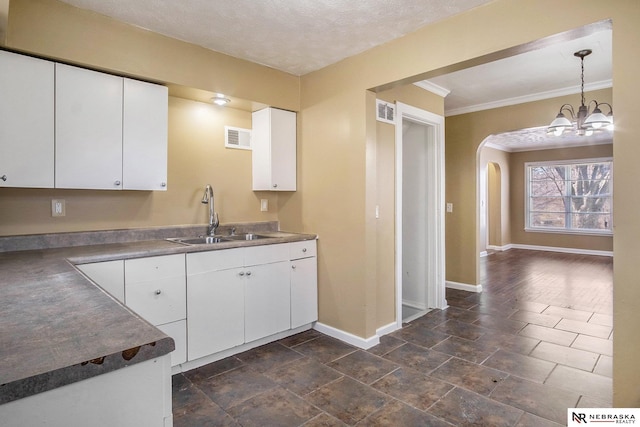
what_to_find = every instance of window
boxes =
[525,158,612,234]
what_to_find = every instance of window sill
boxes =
[524,227,613,237]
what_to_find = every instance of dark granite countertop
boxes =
[0,224,316,405]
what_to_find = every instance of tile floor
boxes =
[172,249,613,426]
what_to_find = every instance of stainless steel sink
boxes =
[224,233,270,241]
[167,236,227,245]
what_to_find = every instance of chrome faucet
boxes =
[201,184,219,236]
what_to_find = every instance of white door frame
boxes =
[395,102,447,330]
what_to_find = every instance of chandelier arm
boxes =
[559,104,576,120]
[597,102,613,115]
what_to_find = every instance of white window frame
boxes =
[524,157,613,236]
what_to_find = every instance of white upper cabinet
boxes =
[0,51,55,188]
[54,63,168,191]
[123,78,168,191]
[252,107,297,191]
[55,63,124,190]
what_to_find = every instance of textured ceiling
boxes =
[484,126,613,153]
[58,0,493,76]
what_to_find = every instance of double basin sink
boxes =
[167,233,271,246]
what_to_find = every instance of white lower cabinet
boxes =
[124,254,186,368]
[156,320,187,366]
[291,256,318,329]
[187,266,245,360]
[77,239,317,368]
[290,240,318,329]
[77,260,125,303]
[244,261,291,342]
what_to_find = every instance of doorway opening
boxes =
[395,102,446,327]
[487,161,502,251]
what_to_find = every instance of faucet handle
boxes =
[230,227,236,236]
[213,212,219,228]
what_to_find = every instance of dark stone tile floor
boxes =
[173,250,612,426]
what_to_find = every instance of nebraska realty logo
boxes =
[568,408,639,425]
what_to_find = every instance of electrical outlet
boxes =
[52,199,66,217]
[260,199,268,212]
[446,203,453,213]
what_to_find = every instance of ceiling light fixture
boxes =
[547,49,613,137]
[211,94,230,106]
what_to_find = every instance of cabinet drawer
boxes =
[187,248,244,275]
[156,320,186,366]
[125,275,186,325]
[245,243,289,266]
[289,240,317,259]
[125,254,184,283]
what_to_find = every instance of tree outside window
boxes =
[526,159,612,234]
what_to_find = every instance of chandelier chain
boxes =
[580,56,586,107]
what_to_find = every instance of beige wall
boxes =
[509,144,613,251]
[4,0,640,406]
[0,97,279,236]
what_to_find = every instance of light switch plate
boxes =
[446,203,453,213]
[260,199,268,212]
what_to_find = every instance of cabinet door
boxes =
[156,320,187,366]
[269,108,297,191]
[77,260,125,303]
[125,255,186,325]
[245,261,291,342]
[291,257,318,329]
[55,64,123,189]
[187,268,245,360]
[252,108,296,191]
[0,51,54,188]
[123,78,168,191]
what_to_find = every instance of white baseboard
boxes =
[446,280,483,293]
[510,244,613,257]
[480,250,488,257]
[402,299,427,311]
[314,322,380,350]
[376,321,400,337]
[487,244,513,251]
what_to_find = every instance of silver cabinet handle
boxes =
[0,175,6,182]
[239,271,245,276]
[273,184,278,188]
[161,182,167,187]
[302,248,307,253]
[246,271,252,276]
[292,265,297,270]
[114,180,121,186]
[155,289,162,295]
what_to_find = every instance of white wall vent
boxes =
[225,126,252,150]
[376,99,396,124]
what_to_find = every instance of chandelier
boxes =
[547,49,613,137]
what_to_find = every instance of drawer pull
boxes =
[155,289,162,295]
[1,175,7,182]
[292,265,297,270]
[239,271,245,276]
[302,248,307,253]
[246,271,252,276]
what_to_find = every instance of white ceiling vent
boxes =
[376,100,395,124]
[225,126,252,150]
